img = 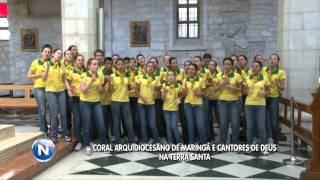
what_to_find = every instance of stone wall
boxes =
[278,0,320,103]
[8,0,61,84]
[104,0,277,66]
[0,41,10,83]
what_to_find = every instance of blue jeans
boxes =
[70,96,82,143]
[266,97,279,144]
[203,96,210,141]
[245,105,267,144]
[208,99,219,140]
[33,88,47,132]
[80,101,106,146]
[138,104,159,143]
[111,101,135,144]
[184,104,207,144]
[163,110,181,144]
[219,100,240,144]
[45,91,69,138]
[102,105,112,142]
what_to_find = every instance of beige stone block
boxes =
[289,13,303,30]
[303,12,320,29]
[77,19,89,35]
[288,30,304,50]
[62,19,77,35]
[303,30,320,49]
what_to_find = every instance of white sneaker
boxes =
[85,146,92,155]
[74,143,82,151]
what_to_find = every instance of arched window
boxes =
[177,0,199,39]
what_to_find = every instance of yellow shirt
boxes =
[99,68,113,105]
[136,73,160,105]
[217,72,242,101]
[43,60,66,92]
[182,76,206,105]
[245,74,270,106]
[67,67,85,97]
[162,82,181,111]
[128,68,139,97]
[110,71,130,102]
[61,59,75,76]
[160,66,170,83]
[197,67,211,83]
[29,58,47,88]
[207,71,220,100]
[262,67,286,97]
[79,71,103,102]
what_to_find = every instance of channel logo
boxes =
[32,139,56,162]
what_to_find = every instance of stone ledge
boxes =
[0,139,76,180]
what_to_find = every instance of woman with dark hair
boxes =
[27,44,52,137]
[42,48,72,143]
[182,63,207,144]
[207,60,220,141]
[136,54,146,75]
[108,58,136,144]
[243,61,270,155]
[263,53,286,145]
[215,58,243,144]
[79,58,106,155]
[179,60,192,143]
[68,45,78,61]
[149,57,166,142]
[135,62,161,143]
[66,54,86,151]
[193,56,211,142]
[161,70,182,144]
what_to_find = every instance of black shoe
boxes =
[52,137,57,143]
[64,136,72,142]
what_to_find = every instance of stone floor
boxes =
[32,133,311,180]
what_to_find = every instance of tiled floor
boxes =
[34,144,310,180]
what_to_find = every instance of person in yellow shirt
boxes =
[161,71,182,144]
[207,60,220,141]
[94,49,105,68]
[203,53,221,73]
[169,57,184,84]
[79,58,106,155]
[112,54,120,68]
[123,56,130,71]
[262,53,286,145]
[149,57,166,142]
[42,48,71,143]
[215,57,243,144]
[67,45,78,62]
[179,60,192,143]
[182,63,207,144]
[160,55,171,84]
[108,58,136,144]
[62,49,74,132]
[194,56,211,142]
[243,61,270,154]
[136,54,146,75]
[135,62,161,143]
[66,54,85,151]
[128,57,141,140]
[27,44,52,136]
[99,57,114,144]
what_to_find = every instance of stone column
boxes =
[61,0,99,63]
[277,0,320,103]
